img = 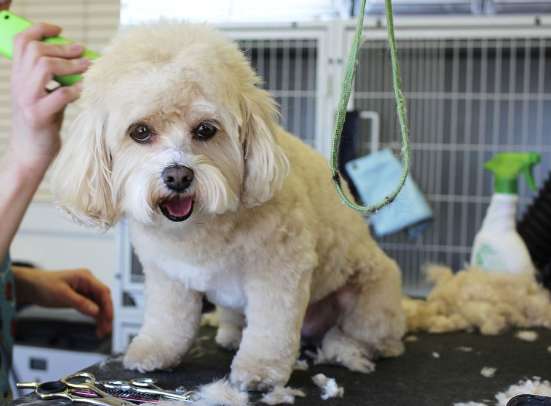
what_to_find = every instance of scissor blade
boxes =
[133,388,194,402]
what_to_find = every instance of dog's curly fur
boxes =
[52,23,405,390]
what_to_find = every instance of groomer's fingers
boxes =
[24,42,84,68]
[33,83,82,120]
[69,269,113,337]
[89,280,113,337]
[30,56,89,94]
[13,23,62,61]
[59,284,100,318]
[96,314,112,338]
[97,287,114,334]
[0,1,12,11]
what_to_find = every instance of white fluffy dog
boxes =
[52,23,405,390]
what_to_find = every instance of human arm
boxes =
[0,8,111,337]
[0,21,89,259]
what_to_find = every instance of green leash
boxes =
[330,0,410,214]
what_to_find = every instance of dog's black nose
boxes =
[162,165,194,192]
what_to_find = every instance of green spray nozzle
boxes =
[484,152,541,194]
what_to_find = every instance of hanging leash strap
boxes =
[330,0,411,214]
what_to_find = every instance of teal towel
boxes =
[345,149,432,237]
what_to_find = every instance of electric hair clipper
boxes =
[0,10,99,85]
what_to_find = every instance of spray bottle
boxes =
[470,152,541,273]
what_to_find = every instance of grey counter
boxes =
[13,326,551,405]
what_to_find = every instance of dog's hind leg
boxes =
[344,254,406,357]
[318,254,405,372]
[124,266,203,372]
[215,306,244,350]
[317,326,376,373]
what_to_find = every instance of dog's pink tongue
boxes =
[165,196,193,217]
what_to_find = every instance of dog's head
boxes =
[52,23,289,229]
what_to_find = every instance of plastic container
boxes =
[470,152,540,273]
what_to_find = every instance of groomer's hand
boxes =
[0,1,12,11]
[14,267,113,337]
[8,21,89,174]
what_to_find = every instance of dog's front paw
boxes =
[215,325,242,350]
[230,355,291,391]
[123,335,180,372]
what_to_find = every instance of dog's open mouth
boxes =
[159,196,194,222]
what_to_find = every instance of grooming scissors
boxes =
[17,372,134,405]
[101,377,195,402]
[18,372,195,404]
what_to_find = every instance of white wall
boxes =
[121,0,350,24]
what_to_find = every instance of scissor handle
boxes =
[33,389,106,406]
[64,373,135,406]
[38,381,71,395]
[63,372,97,388]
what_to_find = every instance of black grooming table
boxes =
[13,327,551,405]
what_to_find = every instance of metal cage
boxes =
[348,16,551,295]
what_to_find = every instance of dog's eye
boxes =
[193,122,217,141]
[129,123,154,144]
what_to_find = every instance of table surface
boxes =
[13,327,551,406]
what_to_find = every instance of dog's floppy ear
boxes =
[240,87,289,207]
[52,109,117,228]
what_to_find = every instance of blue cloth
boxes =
[0,253,14,403]
[345,149,432,237]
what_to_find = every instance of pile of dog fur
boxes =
[454,377,551,406]
[402,265,551,335]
